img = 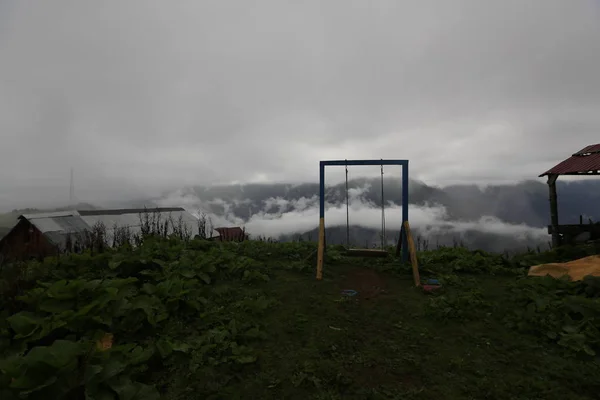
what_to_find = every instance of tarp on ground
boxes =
[528,255,600,281]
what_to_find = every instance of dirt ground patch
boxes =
[352,364,423,390]
[340,267,387,300]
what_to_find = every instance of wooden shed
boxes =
[0,207,200,263]
[211,227,247,242]
[0,213,65,262]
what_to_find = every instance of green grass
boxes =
[1,240,600,399]
[163,262,600,399]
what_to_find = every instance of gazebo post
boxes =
[540,144,600,248]
[547,174,560,248]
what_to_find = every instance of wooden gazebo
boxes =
[539,144,600,248]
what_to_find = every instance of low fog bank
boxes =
[151,181,551,253]
[6,177,599,253]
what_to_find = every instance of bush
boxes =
[505,275,600,356]
[418,247,522,276]
[0,238,301,399]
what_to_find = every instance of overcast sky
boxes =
[1,0,600,208]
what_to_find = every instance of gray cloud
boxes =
[1,0,600,210]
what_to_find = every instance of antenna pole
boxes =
[70,168,75,207]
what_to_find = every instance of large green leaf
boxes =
[0,355,22,379]
[10,374,56,392]
[126,345,155,365]
[34,317,68,342]
[38,299,75,314]
[108,261,123,270]
[108,376,160,400]
[83,364,104,385]
[155,338,172,358]
[129,295,166,325]
[179,269,196,279]
[103,278,139,289]
[171,341,192,353]
[198,272,211,284]
[24,340,84,369]
[46,280,84,300]
[7,312,44,338]
[93,358,128,382]
[85,278,104,288]
[4,340,83,395]
[140,283,156,295]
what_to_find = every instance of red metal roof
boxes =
[539,144,600,177]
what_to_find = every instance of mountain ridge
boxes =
[2,179,599,253]
[147,178,600,227]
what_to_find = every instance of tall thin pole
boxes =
[401,162,409,263]
[345,160,350,247]
[69,167,75,207]
[317,162,326,280]
[380,162,385,249]
[548,174,560,247]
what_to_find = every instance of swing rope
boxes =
[343,159,387,251]
[345,159,350,247]
[380,161,386,249]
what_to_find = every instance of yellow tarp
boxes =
[528,255,600,281]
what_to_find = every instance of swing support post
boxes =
[316,159,409,280]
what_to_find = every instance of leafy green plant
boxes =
[506,276,600,356]
[425,289,491,321]
[0,339,159,400]
[418,247,523,276]
[3,235,600,399]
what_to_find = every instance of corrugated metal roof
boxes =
[574,144,600,155]
[18,212,90,248]
[18,208,198,249]
[539,144,600,177]
[21,211,77,220]
[78,207,184,216]
[37,215,89,234]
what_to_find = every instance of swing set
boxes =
[316,159,417,282]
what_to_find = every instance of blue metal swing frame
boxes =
[316,159,409,279]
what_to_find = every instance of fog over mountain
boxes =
[3,177,599,253]
[118,177,600,253]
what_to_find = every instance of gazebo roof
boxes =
[539,144,600,177]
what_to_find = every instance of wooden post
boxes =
[547,174,560,248]
[316,218,325,280]
[403,221,421,287]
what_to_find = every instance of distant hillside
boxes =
[145,178,600,228]
[124,178,598,252]
[2,179,600,252]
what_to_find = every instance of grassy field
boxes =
[1,239,600,399]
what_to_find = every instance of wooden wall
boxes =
[0,219,57,262]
